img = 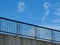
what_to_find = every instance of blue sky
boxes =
[0,0,60,30]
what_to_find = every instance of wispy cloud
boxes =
[53,19,60,23]
[39,23,60,30]
[54,7,60,16]
[17,2,25,12]
[54,12,60,16]
[51,24,60,30]
[42,2,50,21]
[43,2,50,10]
[42,10,50,21]
[53,3,60,16]
[56,8,60,11]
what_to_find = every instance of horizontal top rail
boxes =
[0,17,60,32]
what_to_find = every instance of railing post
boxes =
[0,19,1,31]
[35,27,37,45]
[51,30,53,45]
[16,22,18,36]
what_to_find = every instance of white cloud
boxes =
[54,7,60,16]
[42,2,50,21]
[51,25,60,30]
[55,3,60,8]
[53,19,60,23]
[53,3,60,16]
[17,2,25,12]
[43,2,50,10]
[55,26,60,29]
[56,8,60,11]
[42,10,50,21]
[54,11,60,16]
[39,23,60,30]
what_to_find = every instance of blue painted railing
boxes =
[0,17,60,43]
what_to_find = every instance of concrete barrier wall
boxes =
[0,34,59,45]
